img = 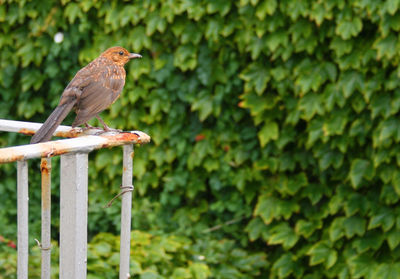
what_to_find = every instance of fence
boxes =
[0,119,151,279]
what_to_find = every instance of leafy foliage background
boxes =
[1,0,400,278]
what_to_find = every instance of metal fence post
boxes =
[119,144,134,279]
[60,153,88,279]
[17,160,29,279]
[0,120,150,278]
[40,158,52,279]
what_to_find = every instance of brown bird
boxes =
[30,46,141,144]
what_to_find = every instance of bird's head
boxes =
[101,46,141,66]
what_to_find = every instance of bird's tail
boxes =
[30,102,75,144]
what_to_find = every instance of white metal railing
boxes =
[0,119,150,279]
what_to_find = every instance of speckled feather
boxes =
[30,46,139,144]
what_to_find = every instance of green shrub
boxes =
[1,0,400,278]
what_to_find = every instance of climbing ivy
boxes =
[1,0,400,278]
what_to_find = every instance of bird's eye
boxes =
[119,51,124,56]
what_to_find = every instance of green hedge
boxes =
[1,0,400,278]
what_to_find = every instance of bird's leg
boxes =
[99,116,122,132]
[96,115,122,132]
[83,122,101,130]
[96,115,110,131]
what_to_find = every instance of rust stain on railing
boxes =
[2,144,70,163]
[18,128,35,136]
[19,127,82,139]
[41,158,51,210]
[101,132,142,144]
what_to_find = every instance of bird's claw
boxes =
[83,123,102,130]
[83,126,102,131]
[103,127,123,133]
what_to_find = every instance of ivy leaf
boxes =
[368,208,395,232]
[245,217,268,241]
[372,263,400,279]
[258,121,279,147]
[352,231,384,253]
[330,37,353,57]
[181,22,202,44]
[256,0,277,20]
[240,92,277,117]
[254,195,299,224]
[387,229,400,250]
[301,183,326,205]
[131,26,152,52]
[343,216,366,238]
[393,170,400,194]
[379,118,399,142]
[171,268,192,279]
[272,254,296,278]
[349,159,372,189]
[145,13,166,36]
[335,17,363,40]
[339,71,364,98]
[374,33,397,60]
[240,63,270,95]
[190,263,210,279]
[205,19,223,42]
[348,254,377,278]
[286,173,308,195]
[65,2,82,24]
[344,193,368,216]
[206,0,231,16]
[298,93,324,121]
[17,43,35,67]
[323,108,348,136]
[268,222,299,249]
[140,271,162,279]
[174,44,197,71]
[370,94,391,119]
[265,31,288,52]
[386,0,400,15]
[307,241,338,269]
[191,91,213,121]
[21,69,45,92]
[254,195,278,224]
[329,217,345,242]
[295,219,321,238]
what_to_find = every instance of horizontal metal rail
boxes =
[0,126,150,164]
[0,119,83,138]
[0,119,150,279]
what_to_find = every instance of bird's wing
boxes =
[57,61,96,106]
[69,59,126,126]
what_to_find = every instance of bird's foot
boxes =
[94,116,122,132]
[100,120,122,132]
[103,126,123,133]
[83,123,102,130]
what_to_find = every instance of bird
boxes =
[30,46,141,144]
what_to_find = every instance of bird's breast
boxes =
[106,65,126,80]
[109,67,125,92]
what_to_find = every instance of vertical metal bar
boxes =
[17,160,29,279]
[41,158,52,279]
[119,144,134,279]
[60,153,88,279]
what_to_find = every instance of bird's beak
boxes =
[129,53,142,59]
